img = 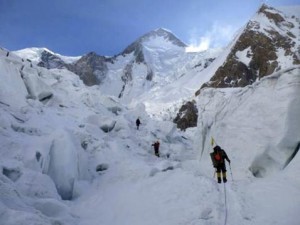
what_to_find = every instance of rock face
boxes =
[68,52,111,86]
[173,101,198,131]
[37,50,68,69]
[198,4,300,91]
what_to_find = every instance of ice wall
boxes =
[0,56,28,107]
[195,67,300,178]
[21,66,53,101]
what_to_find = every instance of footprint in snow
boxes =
[200,207,213,220]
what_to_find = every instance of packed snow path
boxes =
[70,124,245,225]
[71,157,230,225]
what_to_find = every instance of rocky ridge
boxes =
[197,4,300,93]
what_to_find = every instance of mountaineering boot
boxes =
[217,172,221,183]
[222,172,227,183]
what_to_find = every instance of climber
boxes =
[136,117,141,130]
[210,145,231,183]
[152,140,160,157]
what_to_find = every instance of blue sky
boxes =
[0,0,299,56]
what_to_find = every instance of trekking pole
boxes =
[229,163,233,181]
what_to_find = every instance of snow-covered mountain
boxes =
[198,4,300,90]
[13,28,221,103]
[1,4,300,225]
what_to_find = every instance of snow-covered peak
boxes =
[121,28,186,56]
[13,47,53,62]
[142,28,187,47]
[14,47,81,64]
[250,4,300,33]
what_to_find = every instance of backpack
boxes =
[214,152,221,161]
[210,151,223,167]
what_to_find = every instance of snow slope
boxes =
[102,36,222,105]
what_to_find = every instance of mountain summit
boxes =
[121,28,187,57]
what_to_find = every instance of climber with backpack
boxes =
[210,145,231,183]
[152,140,160,157]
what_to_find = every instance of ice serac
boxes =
[46,129,81,200]
[21,66,53,102]
[0,50,28,108]
[198,4,300,90]
[0,48,53,104]
[250,67,300,176]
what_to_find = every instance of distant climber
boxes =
[136,118,141,130]
[152,140,160,157]
[210,145,230,183]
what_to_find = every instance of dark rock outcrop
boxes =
[173,101,198,131]
[118,62,134,98]
[69,52,111,86]
[37,50,68,69]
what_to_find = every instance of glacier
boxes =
[0,4,300,225]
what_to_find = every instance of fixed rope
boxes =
[210,137,229,225]
[223,183,228,225]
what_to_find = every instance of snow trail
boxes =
[70,120,243,225]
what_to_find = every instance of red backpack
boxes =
[214,152,221,161]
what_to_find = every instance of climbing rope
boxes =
[223,183,228,225]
